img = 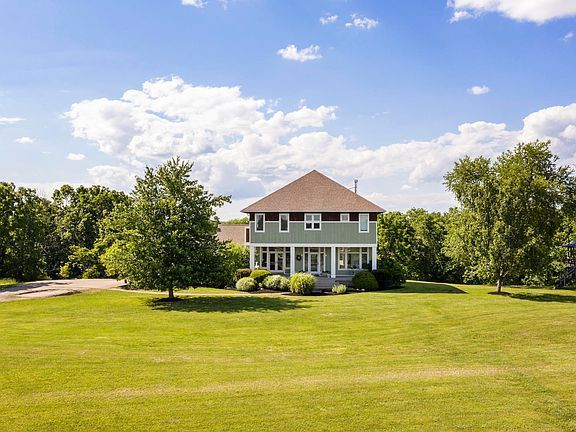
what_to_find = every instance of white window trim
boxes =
[340,213,350,222]
[304,213,322,231]
[279,213,290,233]
[255,213,265,233]
[359,213,369,233]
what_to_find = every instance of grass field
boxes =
[2,281,576,431]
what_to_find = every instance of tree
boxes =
[444,141,573,292]
[223,216,249,224]
[102,158,230,299]
[0,183,50,281]
[49,185,129,278]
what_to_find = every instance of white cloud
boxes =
[448,0,576,24]
[15,136,34,144]
[562,31,574,42]
[0,117,24,125]
[345,14,379,30]
[320,14,338,25]
[468,85,491,95]
[182,0,206,8]
[65,76,576,218]
[67,153,86,161]
[277,44,322,62]
[450,10,474,22]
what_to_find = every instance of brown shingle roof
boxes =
[241,170,384,213]
[217,224,248,244]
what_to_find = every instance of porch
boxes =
[249,245,377,278]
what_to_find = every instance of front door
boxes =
[309,252,320,274]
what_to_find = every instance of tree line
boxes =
[1,141,574,292]
[378,141,576,291]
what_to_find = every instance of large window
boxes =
[305,213,321,230]
[359,213,369,233]
[338,247,371,270]
[255,213,265,232]
[280,213,289,232]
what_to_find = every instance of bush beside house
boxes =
[262,275,290,291]
[332,284,347,294]
[250,269,271,285]
[236,277,258,292]
[289,273,316,295]
[352,271,379,291]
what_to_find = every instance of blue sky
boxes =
[1,0,576,218]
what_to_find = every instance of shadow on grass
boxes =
[509,293,576,304]
[145,295,310,313]
[385,281,467,294]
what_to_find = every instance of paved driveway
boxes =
[0,279,127,302]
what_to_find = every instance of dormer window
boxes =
[304,213,321,231]
[255,213,265,232]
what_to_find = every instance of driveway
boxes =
[0,279,127,302]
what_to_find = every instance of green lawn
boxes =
[2,281,576,431]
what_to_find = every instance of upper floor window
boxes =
[255,213,265,232]
[304,213,321,231]
[340,213,350,222]
[359,213,369,233]
[280,213,289,232]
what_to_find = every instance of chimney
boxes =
[354,179,358,194]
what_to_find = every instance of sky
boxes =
[1,0,576,219]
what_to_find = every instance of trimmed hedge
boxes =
[235,277,258,292]
[262,275,290,291]
[250,269,272,285]
[234,268,252,283]
[352,271,379,291]
[332,284,347,294]
[289,273,316,295]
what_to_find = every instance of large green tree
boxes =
[444,141,574,292]
[101,158,230,299]
[0,183,50,281]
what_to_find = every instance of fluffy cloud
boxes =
[320,14,338,25]
[448,0,576,24]
[15,136,34,144]
[562,31,574,42]
[67,153,86,161]
[345,14,379,30]
[277,44,322,62]
[468,85,490,95]
[181,0,206,8]
[65,77,576,217]
[0,117,23,125]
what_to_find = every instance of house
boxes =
[241,170,384,280]
[217,223,249,245]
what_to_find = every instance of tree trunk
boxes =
[168,286,174,299]
[496,277,503,293]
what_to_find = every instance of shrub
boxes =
[250,269,271,285]
[234,268,252,283]
[235,277,258,292]
[289,273,316,295]
[332,284,347,294]
[371,261,406,289]
[352,271,379,291]
[262,275,290,291]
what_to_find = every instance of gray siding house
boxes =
[242,170,384,278]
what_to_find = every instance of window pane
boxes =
[280,214,288,231]
[256,214,264,231]
[305,222,312,229]
[347,251,360,269]
[360,214,368,232]
[313,222,320,229]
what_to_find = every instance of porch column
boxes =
[249,245,255,270]
[290,246,295,276]
[371,245,377,270]
[330,246,336,278]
